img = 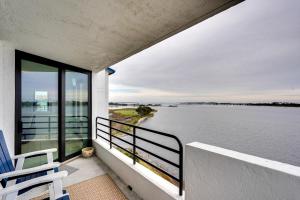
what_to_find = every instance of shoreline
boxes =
[108,108,178,185]
[109,108,156,136]
[136,111,155,126]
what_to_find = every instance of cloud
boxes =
[109,0,300,103]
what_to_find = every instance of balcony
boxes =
[8,116,299,200]
[28,156,141,200]
[17,116,184,200]
[1,0,300,199]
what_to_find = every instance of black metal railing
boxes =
[96,116,183,196]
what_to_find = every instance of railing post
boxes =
[95,117,98,139]
[109,120,112,149]
[179,145,183,196]
[133,127,136,164]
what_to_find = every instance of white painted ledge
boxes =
[185,142,300,200]
[93,139,184,200]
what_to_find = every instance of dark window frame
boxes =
[15,50,92,162]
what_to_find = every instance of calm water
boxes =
[114,105,300,177]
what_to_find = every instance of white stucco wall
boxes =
[0,40,109,155]
[185,142,300,200]
[0,40,15,156]
[93,140,183,200]
[92,69,109,139]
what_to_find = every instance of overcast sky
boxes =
[109,0,300,103]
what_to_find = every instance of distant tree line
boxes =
[109,102,161,107]
[180,102,300,107]
[110,102,300,108]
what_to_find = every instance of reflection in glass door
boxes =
[21,60,59,167]
[65,71,89,157]
[16,51,91,165]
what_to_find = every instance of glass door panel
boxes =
[65,71,89,157]
[21,60,58,167]
[17,51,91,163]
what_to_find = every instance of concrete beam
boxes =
[0,0,243,71]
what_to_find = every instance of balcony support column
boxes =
[0,40,15,156]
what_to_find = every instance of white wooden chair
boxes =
[0,130,69,200]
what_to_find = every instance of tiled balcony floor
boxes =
[62,156,141,200]
[21,156,141,200]
[62,156,106,187]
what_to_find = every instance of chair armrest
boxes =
[12,148,57,160]
[0,162,60,180]
[0,171,68,196]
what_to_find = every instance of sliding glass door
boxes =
[20,60,59,166]
[65,71,89,157]
[16,51,91,166]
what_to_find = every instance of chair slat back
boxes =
[0,130,15,187]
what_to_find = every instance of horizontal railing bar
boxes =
[135,145,179,168]
[98,122,139,137]
[97,117,181,146]
[97,126,179,154]
[100,136,180,182]
[111,141,134,157]
[97,135,134,156]
[97,134,110,143]
[110,126,133,136]
[97,128,179,168]
[97,128,135,147]
[97,122,110,128]
[97,124,180,153]
[97,129,109,135]
[135,154,179,182]
[134,135,179,154]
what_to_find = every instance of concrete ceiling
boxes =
[0,0,243,71]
